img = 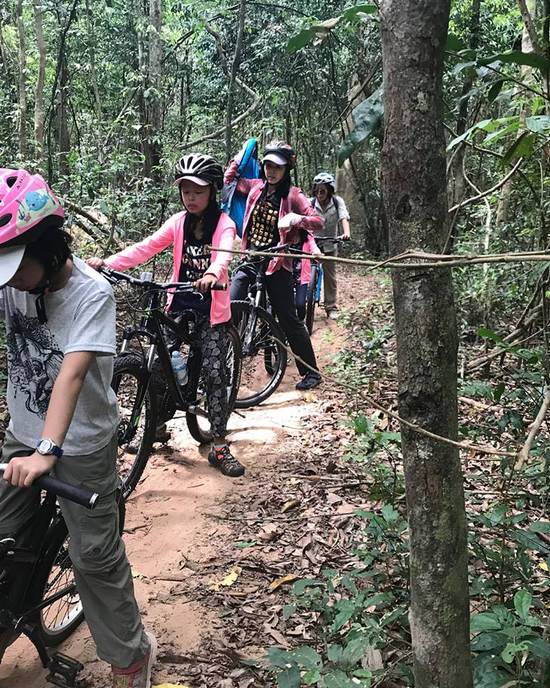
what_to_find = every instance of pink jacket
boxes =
[224,160,323,275]
[105,211,236,325]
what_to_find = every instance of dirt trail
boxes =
[0,272,371,688]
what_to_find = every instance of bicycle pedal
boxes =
[46,652,84,688]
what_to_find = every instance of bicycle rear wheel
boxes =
[111,353,158,498]
[30,499,126,647]
[305,264,318,335]
[231,300,287,408]
[186,324,242,444]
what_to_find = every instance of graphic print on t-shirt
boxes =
[6,309,63,417]
[179,243,212,283]
[248,197,279,249]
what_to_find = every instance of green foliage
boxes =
[471,591,550,687]
[337,87,383,165]
[267,559,409,687]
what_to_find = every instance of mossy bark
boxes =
[380,1,473,686]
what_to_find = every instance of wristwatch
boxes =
[36,438,64,459]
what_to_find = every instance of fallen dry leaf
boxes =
[281,499,300,513]
[269,574,299,591]
[210,566,242,591]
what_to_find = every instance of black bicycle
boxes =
[102,268,242,498]
[303,237,345,334]
[0,465,101,687]
[231,245,292,408]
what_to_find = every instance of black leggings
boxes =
[231,266,318,376]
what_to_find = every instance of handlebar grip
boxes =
[34,474,99,510]
[211,283,227,291]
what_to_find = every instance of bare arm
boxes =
[339,217,351,238]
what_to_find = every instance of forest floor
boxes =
[0,267,384,688]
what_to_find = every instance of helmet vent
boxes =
[0,214,12,227]
[6,176,17,188]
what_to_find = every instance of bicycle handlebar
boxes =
[0,464,98,509]
[314,237,346,245]
[100,267,226,291]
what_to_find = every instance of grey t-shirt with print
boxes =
[0,256,118,455]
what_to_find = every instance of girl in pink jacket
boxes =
[88,154,245,477]
[225,141,324,391]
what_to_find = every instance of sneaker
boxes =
[327,309,339,320]
[208,445,245,477]
[296,372,322,391]
[111,632,157,688]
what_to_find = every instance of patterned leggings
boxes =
[190,318,231,439]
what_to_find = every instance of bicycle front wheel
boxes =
[111,353,158,498]
[231,300,287,408]
[305,264,318,335]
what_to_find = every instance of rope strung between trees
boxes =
[274,337,519,460]
[208,245,550,270]
[208,244,548,464]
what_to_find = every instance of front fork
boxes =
[242,291,262,356]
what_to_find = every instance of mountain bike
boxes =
[102,268,242,498]
[0,465,101,687]
[231,245,292,408]
[303,237,344,334]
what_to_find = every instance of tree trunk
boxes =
[495,0,536,226]
[450,0,481,213]
[380,2,473,687]
[16,0,27,158]
[85,0,103,122]
[142,0,162,179]
[33,0,46,161]
[57,52,71,180]
[224,0,246,161]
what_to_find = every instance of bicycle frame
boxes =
[0,495,68,667]
[115,283,210,444]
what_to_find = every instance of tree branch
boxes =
[516,386,550,470]
[448,158,523,213]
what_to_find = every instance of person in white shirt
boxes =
[310,173,351,318]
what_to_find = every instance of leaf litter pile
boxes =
[147,276,549,687]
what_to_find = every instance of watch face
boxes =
[38,439,54,454]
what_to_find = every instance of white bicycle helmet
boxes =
[174,154,224,190]
[312,172,336,191]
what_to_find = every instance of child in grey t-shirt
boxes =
[0,168,155,687]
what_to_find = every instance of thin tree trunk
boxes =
[16,0,27,158]
[85,0,103,122]
[33,0,46,161]
[142,0,162,178]
[380,1,473,686]
[58,52,70,179]
[450,0,481,214]
[224,0,246,161]
[495,0,536,225]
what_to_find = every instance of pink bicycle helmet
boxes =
[0,169,64,285]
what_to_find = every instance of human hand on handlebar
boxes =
[338,234,351,241]
[194,273,219,293]
[3,452,57,488]
[86,257,105,270]
[278,213,303,229]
